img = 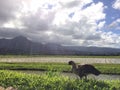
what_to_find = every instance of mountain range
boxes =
[0,36,120,55]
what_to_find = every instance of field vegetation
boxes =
[0,62,120,74]
[0,70,120,90]
[0,55,120,89]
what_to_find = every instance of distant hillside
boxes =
[0,36,120,55]
[0,36,65,55]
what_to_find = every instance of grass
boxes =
[0,62,120,74]
[0,70,120,90]
[0,62,70,72]
[94,64,120,75]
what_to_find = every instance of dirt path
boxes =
[0,57,120,64]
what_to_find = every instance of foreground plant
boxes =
[0,70,119,90]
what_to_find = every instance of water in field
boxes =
[0,57,120,64]
[15,70,120,80]
[61,72,120,80]
[88,74,120,80]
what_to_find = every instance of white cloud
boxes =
[100,32,120,48]
[113,0,120,10]
[98,21,106,29]
[107,18,120,30]
[0,0,120,48]
[81,2,105,21]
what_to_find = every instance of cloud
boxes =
[0,0,22,25]
[113,0,120,10]
[0,0,120,48]
[22,10,55,31]
[98,21,106,29]
[59,0,93,8]
[52,2,105,43]
[107,18,120,30]
[100,32,120,48]
[0,27,25,38]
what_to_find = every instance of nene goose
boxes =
[68,61,101,79]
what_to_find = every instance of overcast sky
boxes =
[0,0,120,48]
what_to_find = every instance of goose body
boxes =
[68,61,101,79]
